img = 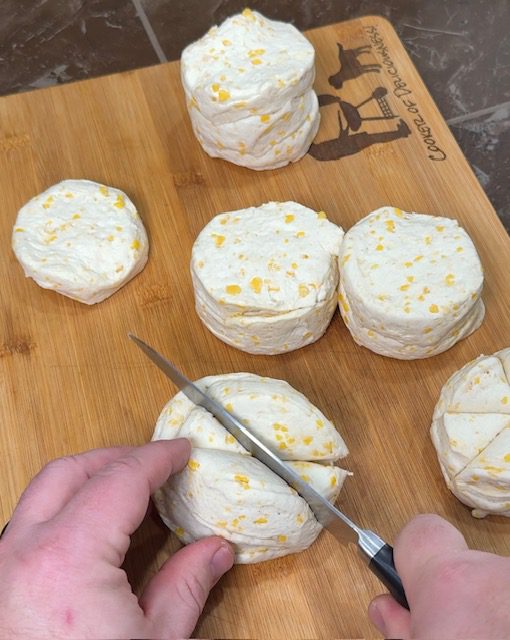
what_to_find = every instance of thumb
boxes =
[369,594,411,639]
[140,536,234,638]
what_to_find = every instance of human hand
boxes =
[0,439,234,639]
[368,513,510,639]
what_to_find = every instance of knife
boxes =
[129,333,409,610]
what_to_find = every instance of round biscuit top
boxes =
[191,201,344,313]
[181,8,315,123]
[12,179,148,305]
[339,206,483,324]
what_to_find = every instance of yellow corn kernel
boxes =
[226,284,241,295]
[299,284,309,297]
[212,233,225,247]
[250,277,262,293]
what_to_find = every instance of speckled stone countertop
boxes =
[1,0,508,231]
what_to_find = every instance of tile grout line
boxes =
[130,0,168,64]
[446,101,510,125]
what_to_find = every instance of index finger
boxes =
[394,513,468,594]
[8,447,132,532]
[52,438,191,564]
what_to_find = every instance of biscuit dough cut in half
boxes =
[152,372,350,563]
[181,8,320,170]
[431,348,510,517]
[12,179,148,304]
[338,206,484,359]
[191,201,344,354]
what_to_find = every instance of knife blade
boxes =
[129,333,408,609]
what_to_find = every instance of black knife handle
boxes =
[369,543,409,610]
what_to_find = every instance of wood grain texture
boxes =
[0,16,509,639]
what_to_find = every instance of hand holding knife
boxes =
[129,333,409,610]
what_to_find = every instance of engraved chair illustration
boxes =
[319,87,398,131]
[309,87,411,160]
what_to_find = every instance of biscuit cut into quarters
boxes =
[431,348,510,518]
[338,206,484,359]
[190,201,344,354]
[181,8,320,170]
[152,372,350,563]
[12,179,149,304]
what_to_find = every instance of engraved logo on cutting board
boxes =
[309,42,411,161]
[364,24,447,161]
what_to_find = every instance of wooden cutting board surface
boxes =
[1,15,509,639]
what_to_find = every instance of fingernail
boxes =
[210,543,234,582]
[368,601,387,637]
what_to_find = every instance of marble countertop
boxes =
[0,0,507,231]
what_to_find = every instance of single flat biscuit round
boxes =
[191,201,344,354]
[338,206,484,359]
[181,9,320,170]
[12,179,149,304]
[431,348,510,518]
[152,372,350,563]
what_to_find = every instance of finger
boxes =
[140,536,234,638]
[53,439,191,563]
[394,514,468,593]
[369,594,411,639]
[8,447,132,530]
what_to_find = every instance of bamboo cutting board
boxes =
[0,15,509,639]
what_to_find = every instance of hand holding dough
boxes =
[152,373,350,563]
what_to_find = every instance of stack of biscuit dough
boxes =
[431,348,510,518]
[12,179,148,304]
[338,206,484,359]
[152,372,350,563]
[190,201,344,354]
[181,8,320,170]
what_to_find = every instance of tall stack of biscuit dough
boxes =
[338,206,484,359]
[181,8,320,170]
[190,201,344,354]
